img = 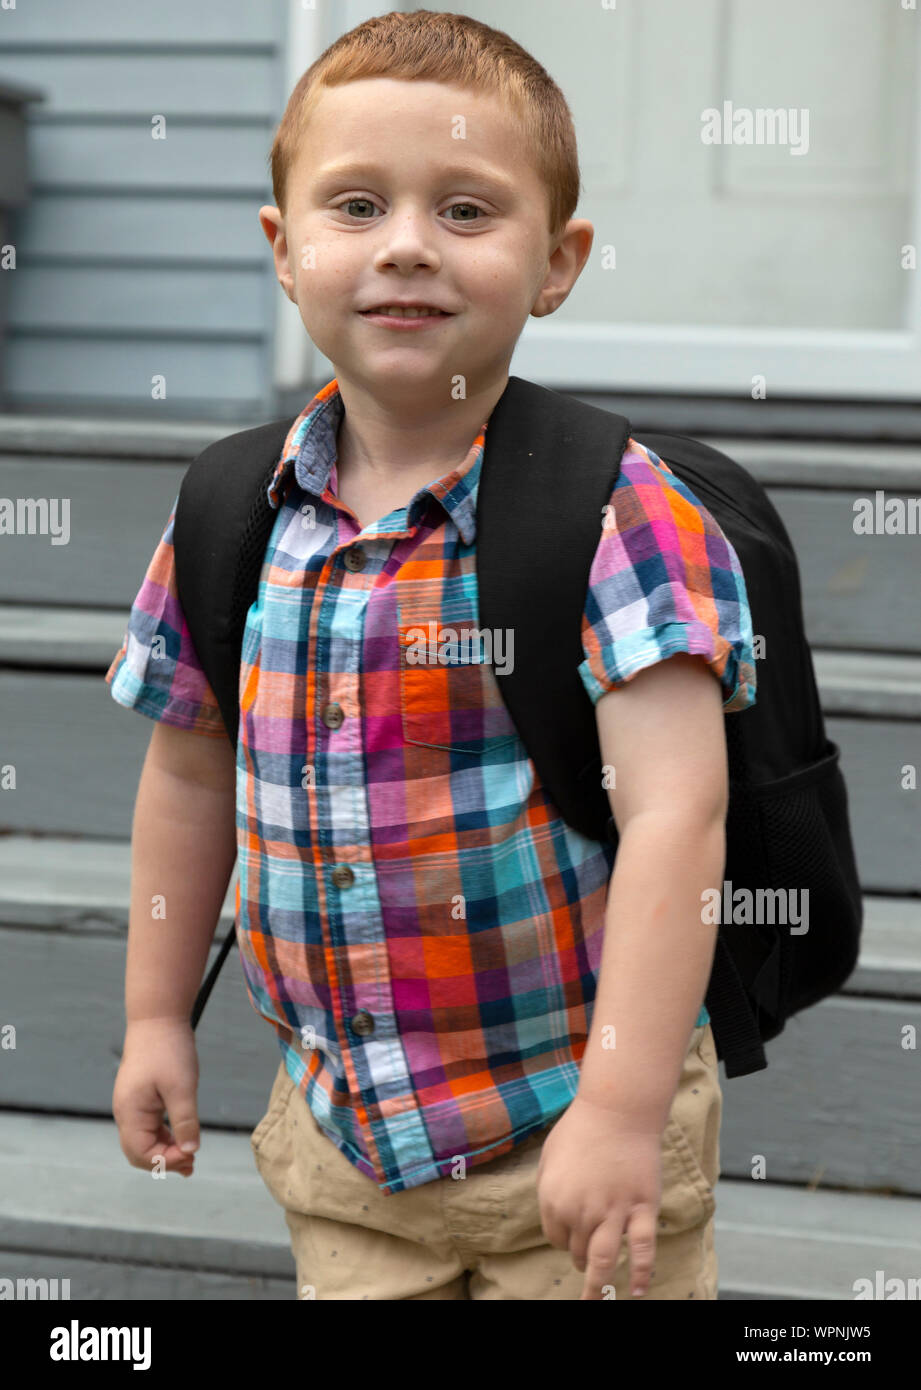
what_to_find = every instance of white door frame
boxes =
[277,2,921,400]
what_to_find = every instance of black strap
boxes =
[476,376,630,843]
[174,415,297,747]
[189,920,237,1030]
[174,415,296,1030]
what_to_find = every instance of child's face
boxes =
[260,77,591,401]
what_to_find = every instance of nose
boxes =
[371,204,441,273]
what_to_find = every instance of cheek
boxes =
[465,244,538,310]
[291,227,348,300]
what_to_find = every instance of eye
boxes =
[334,198,485,223]
[443,203,483,223]
[338,198,379,219]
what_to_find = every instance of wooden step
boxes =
[0,430,919,651]
[2,906,916,1193]
[0,1108,916,1300]
[0,412,250,460]
[2,641,917,889]
[0,1110,293,1300]
[0,831,917,1193]
[714,1178,921,1301]
[3,604,920,715]
[0,833,913,996]
[699,436,921,490]
[3,415,921,479]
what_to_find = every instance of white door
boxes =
[279,0,921,399]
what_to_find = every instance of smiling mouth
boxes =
[359,307,453,318]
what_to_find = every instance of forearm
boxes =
[576,812,725,1129]
[124,758,237,1026]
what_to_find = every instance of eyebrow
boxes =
[312,160,516,196]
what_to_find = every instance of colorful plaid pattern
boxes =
[106,377,756,1193]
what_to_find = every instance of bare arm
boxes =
[576,651,728,1127]
[113,720,237,1175]
[536,653,729,1298]
[124,719,237,1025]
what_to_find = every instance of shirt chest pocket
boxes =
[396,590,519,756]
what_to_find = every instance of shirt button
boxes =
[322,703,344,728]
[350,1010,375,1036]
[344,546,366,572]
[331,864,354,888]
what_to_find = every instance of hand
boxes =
[112,1018,201,1179]
[536,1093,663,1300]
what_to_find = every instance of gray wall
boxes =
[2,0,287,419]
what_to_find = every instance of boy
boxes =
[108,10,755,1301]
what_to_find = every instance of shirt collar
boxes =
[266,379,486,546]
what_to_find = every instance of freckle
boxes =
[553,1278,561,1285]
[659,1218,668,1228]
[426,1275,433,1282]
[692,1087,699,1094]
[362,1204,369,1211]
[331,1250,337,1257]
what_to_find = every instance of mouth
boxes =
[359,305,454,321]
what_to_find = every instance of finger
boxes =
[580,1215,626,1300]
[539,1204,572,1253]
[625,1206,657,1298]
[144,1123,196,1175]
[156,1133,195,1173]
[569,1218,599,1274]
[119,1116,172,1170]
[159,1079,200,1156]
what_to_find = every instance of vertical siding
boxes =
[2,0,287,418]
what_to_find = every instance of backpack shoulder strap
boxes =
[476,384,770,1076]
[476,375,631,842]
[174,414,296,1032]
[173,415,297,746]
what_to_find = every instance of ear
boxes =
[531,218,594,318]
[258,206,296,303]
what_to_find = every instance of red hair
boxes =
[269,9,581,240]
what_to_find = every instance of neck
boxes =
[333,373,509,482]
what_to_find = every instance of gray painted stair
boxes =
[1,417,918,1299]
[1,1108,918,1300]
[2,421,920,650]
[1,835,917,1192]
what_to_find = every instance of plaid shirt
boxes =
[106,377,756,1194]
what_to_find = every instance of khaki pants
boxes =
[251,1023,721,1300]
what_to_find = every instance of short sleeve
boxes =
[579,438,757,713]
[104,492,228,737]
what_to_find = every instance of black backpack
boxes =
[173,374,862,1078]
